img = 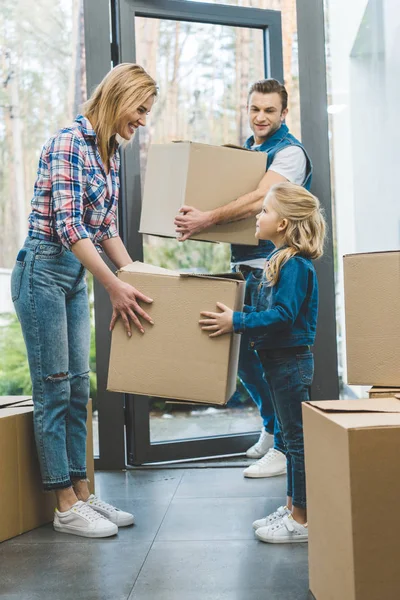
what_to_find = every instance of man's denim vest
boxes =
[231,123,313,264]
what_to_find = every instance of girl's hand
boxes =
[108,279,154,337]
[199,303,233,337]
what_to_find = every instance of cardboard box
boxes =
[107,262,245,405]
[344,251,400,386]
[303,398,400,600]
[139,141,267,245]
[368,387,400,398]
[0,397,94,543]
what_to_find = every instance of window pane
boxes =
[0,0,99,456]
[136,16,268,442]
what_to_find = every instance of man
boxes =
[174,79,312,478]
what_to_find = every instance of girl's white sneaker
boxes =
[252,505,291,530]
[53,501,118,538]
[86,494,134,527]
[255,514,308,544]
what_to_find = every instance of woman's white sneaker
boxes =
[53,501,118,538]
[243,448,287,478]
[86,494,134,527]
[252,505,291,530]
[255,514,308,544]
[246,429,272,459]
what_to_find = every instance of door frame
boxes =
[83,0,338,469]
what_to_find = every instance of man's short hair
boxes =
[247,79,288,112]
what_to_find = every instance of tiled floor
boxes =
[0,467,311,600]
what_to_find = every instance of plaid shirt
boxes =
[28,115,120,250]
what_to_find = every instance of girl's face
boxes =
[116,95,155,140]
[256,194,286,245]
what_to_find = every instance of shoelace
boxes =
[72,501,104,522]
[88,496,118,513]
[256,449,280,465]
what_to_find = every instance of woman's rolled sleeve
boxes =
[49,132,90,249]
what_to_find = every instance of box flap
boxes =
[306,398,400,413]
[0,396,32,408]
[180,272,244,282]
[222,144,252,152]
[119,261,179,276]
[344,250,400,258]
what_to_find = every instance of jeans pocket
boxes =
[296,353,314,386]
[11,256,26,302]
[35,241,64,259]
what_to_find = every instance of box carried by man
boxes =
[107,262,245,405]
[139,141,267,246]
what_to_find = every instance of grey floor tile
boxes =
[0,540,151,600]
[128,540,309,600]
[156,497,286,542]
[94,469,183,501]
[175,467,286,499]
[5,498,170,545]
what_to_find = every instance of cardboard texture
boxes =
[139,141,267,245]
[344,251,400,386]
[368,386,400,398]
[0,397,94,543]
[303,398,400,600]
[107,262,245,405]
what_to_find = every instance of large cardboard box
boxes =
[0,397,94,543]
[139,141,267,245]
[107,262,245,405]
[344,251,400,386]
[303,398,400,600]
[368,387,400,398]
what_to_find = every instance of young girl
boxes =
[11,63,157,538]
[199,182,326,544]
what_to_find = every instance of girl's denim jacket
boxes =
[232,254,319,350]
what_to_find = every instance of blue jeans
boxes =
[235,266,284,452]
[11,237,90,490]
[258,348,313,509]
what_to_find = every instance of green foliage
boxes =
[0,313,31,395]
[0,305,97,404]
[143,237,231,273]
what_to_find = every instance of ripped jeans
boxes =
[12,237,90,490]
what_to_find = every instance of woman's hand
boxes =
[199,303,233,337]
[108,279,154,337]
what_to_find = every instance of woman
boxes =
[11,63,157,538]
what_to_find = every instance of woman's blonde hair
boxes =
[82,63,158,167]
[265,182,326,286]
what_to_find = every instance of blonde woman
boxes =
[11,63,157,538]
[199,182,326,544]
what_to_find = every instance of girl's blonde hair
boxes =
[265,182,326,286]
[82,63,158,167]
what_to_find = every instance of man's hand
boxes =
[199,303,233,337]
[174,205,213,241]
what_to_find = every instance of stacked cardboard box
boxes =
[0,397,94,543]
[139,141,267,245]
[108,262,245,405]
[304,250,400,599]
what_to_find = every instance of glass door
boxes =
[118,0,286,464]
